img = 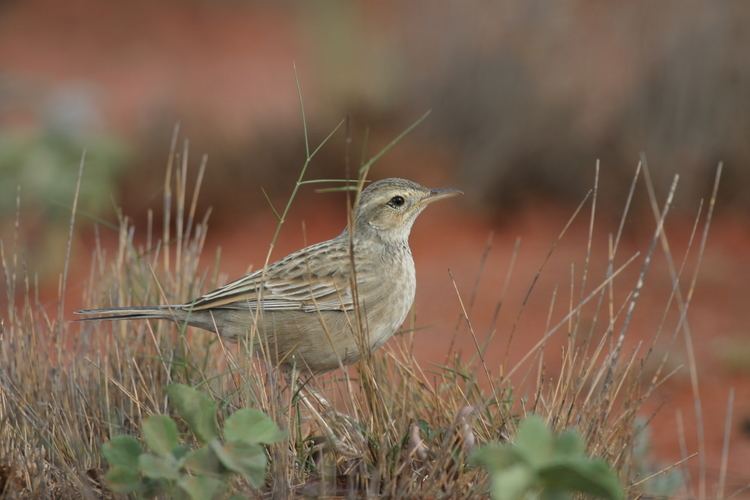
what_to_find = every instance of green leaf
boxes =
[470,443,522,471]
[554,430,585,457]
[416,419,433,439]
[540,490,570,500]
[143,415,180,456]
[167,384,218,443]
[515,415,554,466]
[141,478,169,498]
[102,435,142,469]
[224,408,286,445]
[104,465,142,494]
[489,464,536,500]
[211,440,267,488]
[172,444,191,461]
[138,453,180,481]
[178,475,226,500]
[538,457,624,500]
[184,445,224,476]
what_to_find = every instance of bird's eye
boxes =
[388,195,405,208]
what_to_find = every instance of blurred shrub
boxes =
[0,83,127,215]
[0,84,127,275]
[395,0,750,212]
[0,129,124,217]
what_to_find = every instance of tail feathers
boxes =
[75,305,182,321]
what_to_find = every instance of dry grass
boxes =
[0,112,728,498]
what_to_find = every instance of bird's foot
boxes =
[320,407,367,457]
[298,387,366,458]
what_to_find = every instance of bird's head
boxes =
[351,178,462,243]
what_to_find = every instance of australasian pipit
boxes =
[77,178,461,373]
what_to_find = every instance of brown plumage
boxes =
[77,178,461,373]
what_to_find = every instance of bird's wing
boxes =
[186,240,356,313]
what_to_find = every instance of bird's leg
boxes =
[300,383,332,408]
[288,372,365,457]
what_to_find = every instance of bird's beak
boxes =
[422,187,463,205]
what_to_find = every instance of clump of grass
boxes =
[0,107,727,498]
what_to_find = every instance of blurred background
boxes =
[1,0,749,491]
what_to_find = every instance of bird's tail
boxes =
[75,305,181,321]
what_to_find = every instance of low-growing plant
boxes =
[102,384,286,499]
[471,415,624,500]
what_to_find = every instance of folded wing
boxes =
[187,240,355,313]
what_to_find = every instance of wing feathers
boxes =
[187,238,358,313]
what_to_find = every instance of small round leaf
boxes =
[489,464,535,500]
[184,446,224,476]
[143,415,179,456]
[178,475,226,500]
[211,440,266,488]
[538,458,624,500]
[102,435,142,469]
[167,384,218,443]
[224,409,286,445]
[104,465,142,494]
[515,415,554,466]
[138,454,180,481]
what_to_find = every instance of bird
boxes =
[77,178,462,373]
